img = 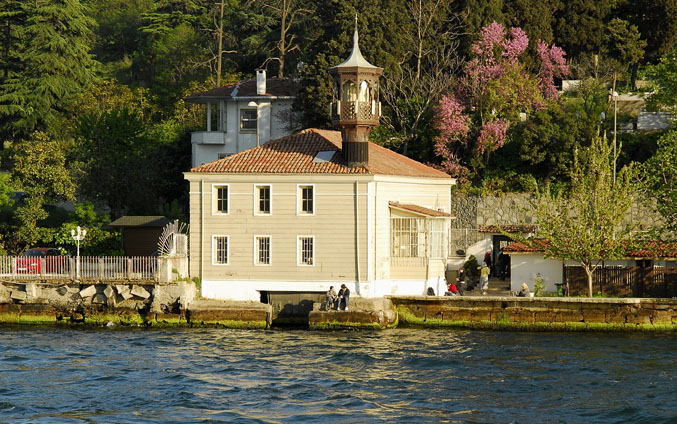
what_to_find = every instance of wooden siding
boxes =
[189,177,369,282]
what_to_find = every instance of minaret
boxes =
[329,17,383,168]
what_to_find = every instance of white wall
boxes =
[510,254,639,293]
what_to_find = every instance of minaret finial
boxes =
[354,13,359,44]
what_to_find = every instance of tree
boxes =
[11,132,76,251]
[0,0,96,140]
[519,135,638,297]
[642,130,677,234]
[602,18,646,85]
[378,0,463,158]
[250,0,314,78]
[646,45,677,112]
[433,22,568,182]
[75,108,158,218]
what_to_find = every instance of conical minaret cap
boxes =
[330,22,380,70]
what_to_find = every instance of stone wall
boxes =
[392,296,677,328]
[451,192,665,230]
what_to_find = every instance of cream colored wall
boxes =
[187,174,371,286]
[369,176,453,284]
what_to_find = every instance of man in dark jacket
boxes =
[338,284,350,311]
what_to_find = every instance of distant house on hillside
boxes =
[184,27,455,302]
[185,71,299,167]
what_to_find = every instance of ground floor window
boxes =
[212,235,229,265]
[298,236,314,266]
[255,236,271,265]
[391,217,446,259]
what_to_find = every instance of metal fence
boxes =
[564,265,677,297]
[0,256,158,281]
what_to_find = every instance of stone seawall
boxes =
[0,280,271,328]
[391,296,677,331]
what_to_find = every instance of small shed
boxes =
[109,216,171,256]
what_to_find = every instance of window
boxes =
[298,236,314,266]
[240,109,257,131]
[255,236,271,265]
[213,185,229,214]
[298,185,314,215]
[212,236,229,265]
[255,185,271,215]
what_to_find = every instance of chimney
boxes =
[256,69,266,95]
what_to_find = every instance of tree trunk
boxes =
[584,267,594,298]
[216,0,225,87]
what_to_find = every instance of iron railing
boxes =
[0,256,158,281]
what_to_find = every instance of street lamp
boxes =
[71,226,87,278]
[612,91,618,185]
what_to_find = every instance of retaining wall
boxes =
[391,296,677,330]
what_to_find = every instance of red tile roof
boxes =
[190,129,452,179]
[185,78,298,102]
[389,202,453,217]
[504,240,677,259]
[478,224,537,234]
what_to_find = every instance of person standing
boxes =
[484,251,493,277]
[456,268,466,296]
[338,284,350,311]
[325,286,338,310]
[480,262,490,295]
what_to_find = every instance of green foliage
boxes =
[534,274,545,296]
[646,45,677,112]
[518,135,639,297]
[463,256,479,280]
[0,0,96,140]
[641,130,677,233]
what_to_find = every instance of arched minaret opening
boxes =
[329,17,383,168]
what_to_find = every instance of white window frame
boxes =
[212,184,229,215]
[212,235,229,266]
[254,235,272,266]
[239,108,257,132]
[297,235,315,266]
[297,184,315,216]
[254,184,272,216]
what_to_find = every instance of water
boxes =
[0,327,675,423]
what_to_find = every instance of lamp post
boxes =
[612,90,618,185]
[71,226,87,278]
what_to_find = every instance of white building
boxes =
[185,70,299,167]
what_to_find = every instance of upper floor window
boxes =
[255,185,271,215]
[240,109,257,131]
[213,185,229,214]
[298,185,314,215]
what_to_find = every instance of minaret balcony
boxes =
[330,100,381,124]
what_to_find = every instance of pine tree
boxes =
[0,0,96,140]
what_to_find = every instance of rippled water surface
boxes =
[0,327,675,423]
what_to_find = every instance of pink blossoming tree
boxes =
[434,22,568,181]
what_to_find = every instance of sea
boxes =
[0,326,675,423]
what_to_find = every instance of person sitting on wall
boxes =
[444,281,459,296]
[325,285,338,310]
[338,284,350,311]
[516,283,530,297]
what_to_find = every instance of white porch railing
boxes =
[0,256,158,281]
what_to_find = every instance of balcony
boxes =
[191,131,226,145]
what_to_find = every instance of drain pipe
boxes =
[354,181,360,293]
